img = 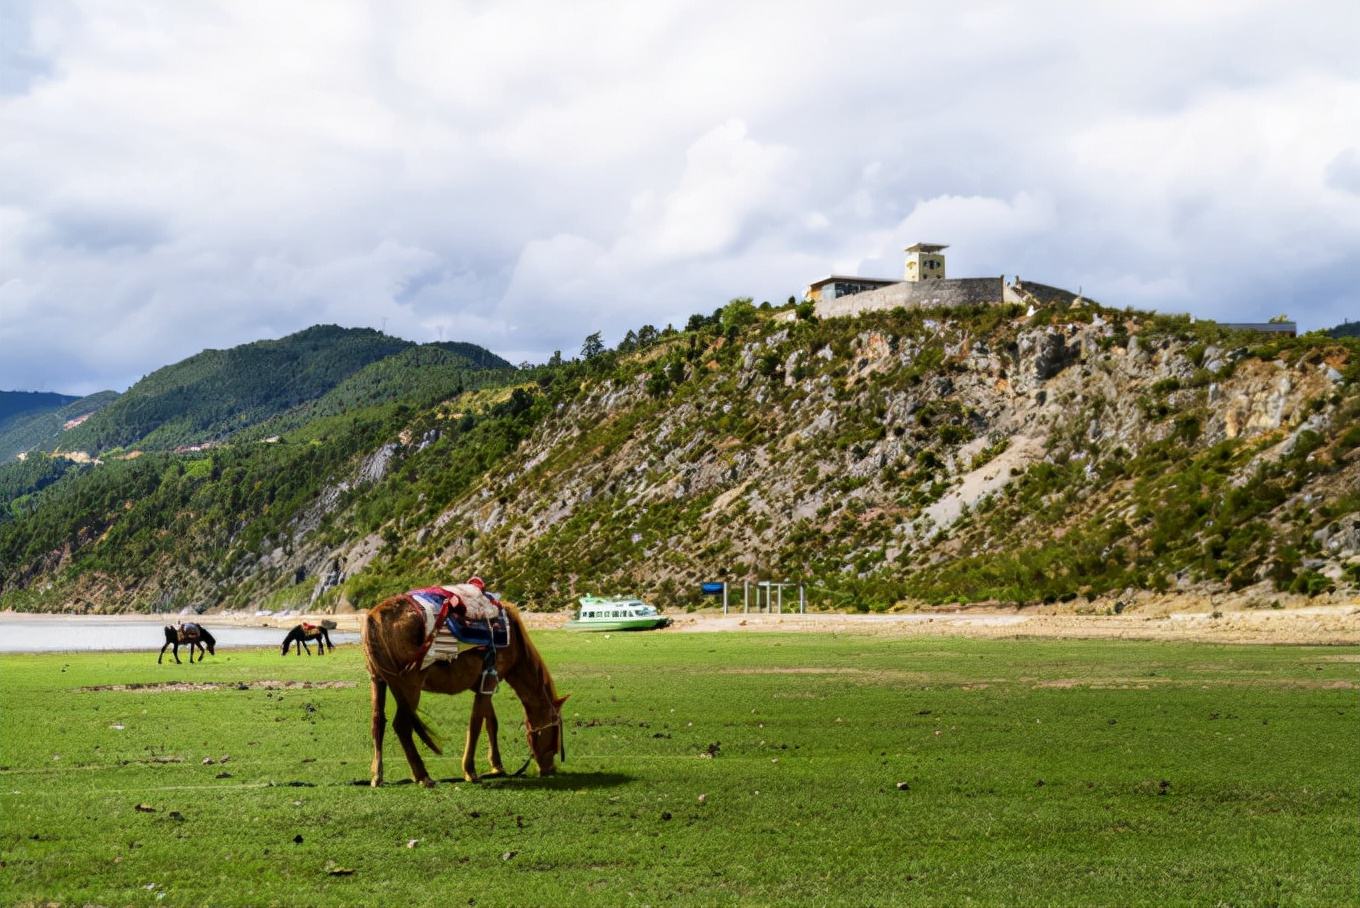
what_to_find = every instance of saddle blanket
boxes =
[177,623,201,643]
[408,585,511,671]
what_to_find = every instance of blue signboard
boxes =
[700,582,725,595]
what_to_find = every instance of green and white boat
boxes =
[565,596,672,631]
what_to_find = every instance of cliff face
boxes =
[3,303,1358,613]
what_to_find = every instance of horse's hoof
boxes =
[370,778,383,788]
[482,768,506,779]
[419,777,437,789]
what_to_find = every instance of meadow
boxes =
[1,631,1356,906]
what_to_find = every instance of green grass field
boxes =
[2,632,1357,906]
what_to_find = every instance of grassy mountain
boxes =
[50,326,510,455]
[1,301,1357,614]
[0,391,119,463]
[1329,321,1360,339]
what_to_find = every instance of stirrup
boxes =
[478,667,499,695]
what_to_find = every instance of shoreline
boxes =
[4,598,1358,646]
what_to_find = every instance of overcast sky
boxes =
[2,1,1358,395]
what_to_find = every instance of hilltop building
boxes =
[904,242,947,281]
[804,275,899,303]
[806,243,1087,319]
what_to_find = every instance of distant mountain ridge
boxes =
[0,391,79,424]
[23,325,512,456]
[0,391,119,463]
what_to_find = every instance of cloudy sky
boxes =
[2,1,1358,395]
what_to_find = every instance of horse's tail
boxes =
[362,603,443,755]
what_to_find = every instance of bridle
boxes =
[510,702,565,777]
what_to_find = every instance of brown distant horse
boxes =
[361,595,567,787]
[158,623,215,664]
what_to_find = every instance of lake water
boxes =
[0,617,358,653]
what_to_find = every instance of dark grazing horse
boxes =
[158,623,216,664]
[281,622,334,656]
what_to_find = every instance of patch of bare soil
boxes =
[663,598,1360,645]
[1033,677,1357,690]
[721,667,872,675]
[81,680,356,693]
[720,666,934,683]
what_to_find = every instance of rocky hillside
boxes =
[1,302,1357,613]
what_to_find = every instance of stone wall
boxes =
[814,277,1005,319]
[1004,280,1084,308]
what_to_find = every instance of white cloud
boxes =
[2,1,1359,393]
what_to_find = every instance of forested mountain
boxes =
[429,341,515,371]
[0,391,119,463]
[237,344,520,441]
[1,303,1357,614]
[1330,321,1360,339]
[42,326,511,455]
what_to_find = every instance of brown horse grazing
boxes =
[361,595,567,787]
[281,623,334,656]
[158,623,216,664]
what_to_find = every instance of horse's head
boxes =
[527,695,569,775]
[204,635,216,656]
[280,633,291,656]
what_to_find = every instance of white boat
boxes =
[565,596,672,631]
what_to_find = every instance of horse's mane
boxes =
[504,602,558,700]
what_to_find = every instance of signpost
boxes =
[701,581,730,615]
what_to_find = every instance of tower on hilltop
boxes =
[905,243,947,282]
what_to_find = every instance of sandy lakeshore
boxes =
[7,592,1359,646]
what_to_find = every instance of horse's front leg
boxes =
[369,677,387,787]
[302,639,312,655]
[482,695,506,777]
[462,695,490,782]
[172,643,181,665]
